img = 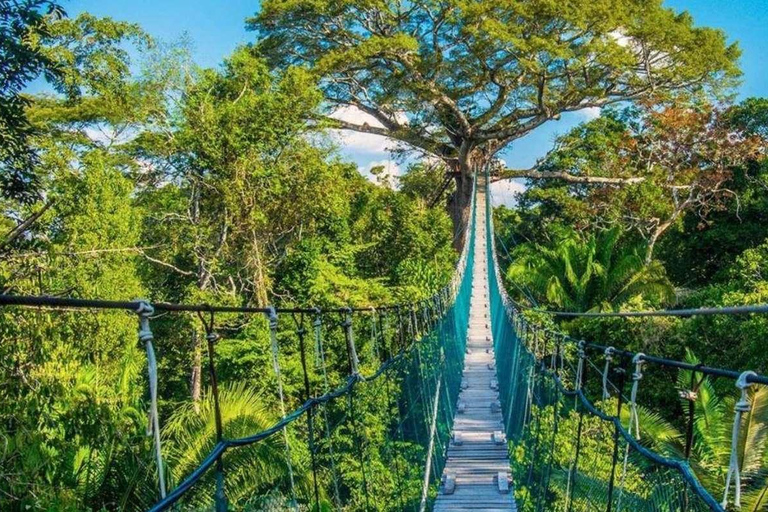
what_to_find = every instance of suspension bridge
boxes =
[2,172,768,511]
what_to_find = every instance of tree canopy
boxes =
[251,0,740,197]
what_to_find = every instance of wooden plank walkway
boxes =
[434,178,516,511]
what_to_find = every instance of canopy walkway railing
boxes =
[6,168,768,512]
[0,183,479,511]
[485,176,768,512]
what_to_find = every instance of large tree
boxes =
[250,0,740,236]
[509,102,765,263]
[0,0,65,202]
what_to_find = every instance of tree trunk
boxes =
[448,172,474,250]
[447,153,486,251]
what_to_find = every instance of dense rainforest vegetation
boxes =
[0,3,456,509]
[495,99,768,509]
[1,0,767,510]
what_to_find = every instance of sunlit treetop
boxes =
[250,0,741,176]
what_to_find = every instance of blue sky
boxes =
[65,0,767,196]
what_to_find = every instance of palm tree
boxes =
[162,382,305,509]
[507,227,674,312]
[672,350,768,511]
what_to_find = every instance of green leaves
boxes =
[253,0,740,183]
[506,227,674,312]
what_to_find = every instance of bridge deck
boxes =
[434,179,516,511]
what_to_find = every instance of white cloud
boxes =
[360,159,403,186]
[576,106,602,122]
[489,179,526,207]
[610,29,632,48]
[329,105,402,156]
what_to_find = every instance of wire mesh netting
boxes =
[0,181,478,512]
[485,176,722,512]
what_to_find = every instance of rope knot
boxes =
[734,398,751,414]
[134,300,154,343]
[342,307,353,328]
[723,370,758,509]
[576,340,586,360]
[632,353,646,382]
[602,347,616,400]
[266,306,278,330]
[312,307,322,328]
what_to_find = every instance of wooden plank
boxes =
[434,182,517,511]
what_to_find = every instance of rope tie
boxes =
[266,306,297,509]
[575,341,586,392]
[617,353,645,511]
[369,306,380,361]
[135,300,166,498]
[550,333,557,370]
[602,347,616,401]
[342,308,360,376]
[628,353,646,438]
[312,308,322,368]
[722,370,757,509]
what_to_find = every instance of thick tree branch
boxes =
[493,168,646,185]
[323,115,455,158]
[1,200,55,250]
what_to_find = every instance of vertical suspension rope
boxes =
[342,308,360,376]
[575,341,586,392]
[616,353,645,511]
[602,347,616,401]
[383,314,406,510]
[313,308,342,509]
[541,336,563,508]
[722,370,757,509]
[628,353,645,440]
[136,301,166,499]
[369,306,380,362]
[342,310,369,509]
[419,376,443,512]
[381,311,391,360]
[606,356,628,512]
[197,310,227,512]
[681,370,703,512]
[385,369,406,510]
[294,313,320,509]
[266,306,297,508]
[566,343,588,512]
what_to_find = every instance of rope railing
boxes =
[529,304,768,318]
[1,176,479,511]
[487,172,768,511]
